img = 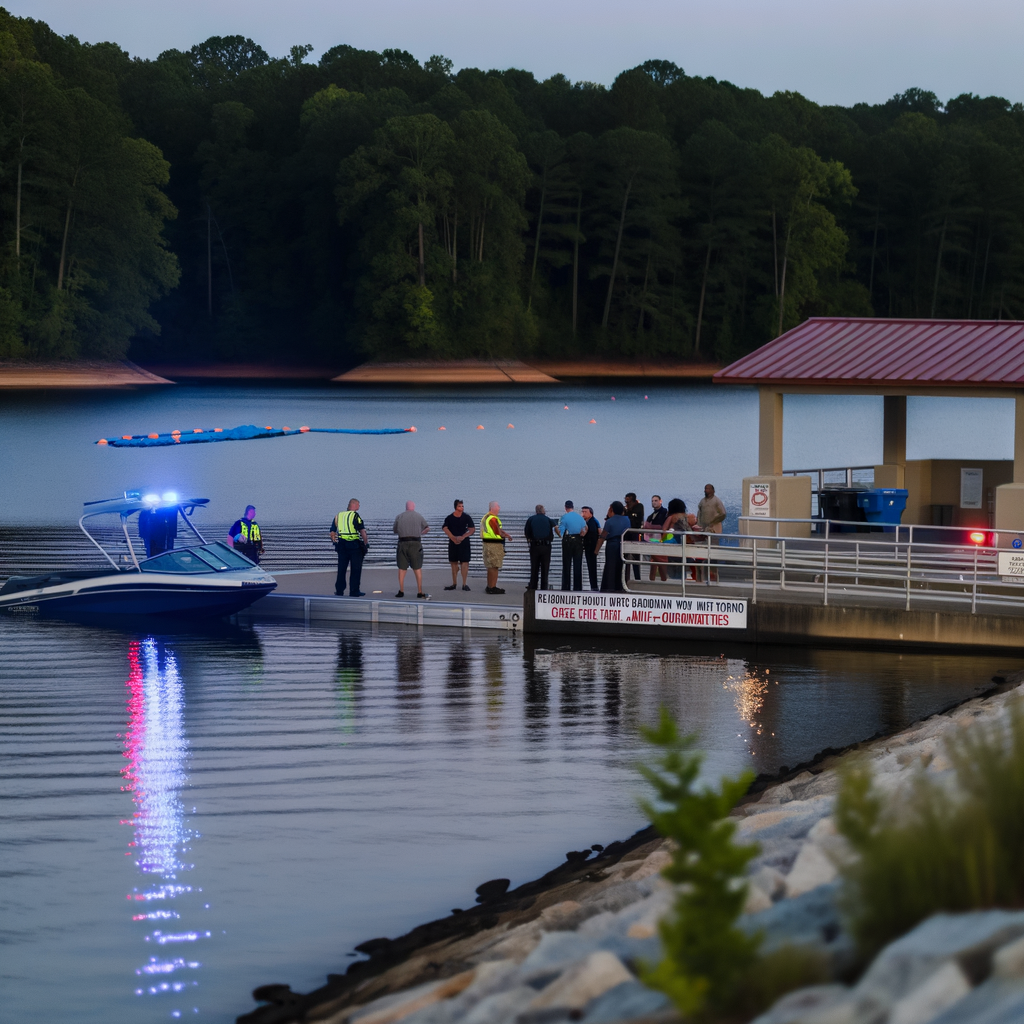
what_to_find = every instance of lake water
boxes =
[2,613,1017,1024]
[0,383,1015,530]
[2,382,1020,1023]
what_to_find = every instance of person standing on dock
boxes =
[393,500,430,599]
[597,501,630,592]
[228,505,264,564]
[443,500,475,592]
[645,495,669,582]
[524,504,555,590]
[624,493,645,580]
[556,500,585,591]
[581,506,600,590]
[481,501,511,595]
[697,483,727,583]
[331,498,367,596]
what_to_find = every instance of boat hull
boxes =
[0,575,276,620]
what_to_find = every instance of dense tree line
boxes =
[3,9,1024,364]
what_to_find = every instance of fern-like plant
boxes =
[638,708,760,1017]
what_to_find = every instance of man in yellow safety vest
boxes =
[330,498,368,596]
[481,500,512,594]
[228,505,264,564]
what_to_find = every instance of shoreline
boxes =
[1,358,721,388]
[238,669,1022,1024]
[0,360,172,388]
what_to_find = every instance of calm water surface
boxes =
[0,384,1015,529]
[2,614,1018,1023]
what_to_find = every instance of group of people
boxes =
[522,486,727,592]
[328,486,727,598]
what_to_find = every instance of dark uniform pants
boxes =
[335,539,364,595]
[528,540,552,590]
[561,535,584,590]
[584,545,599,590]
[600,541,625,592]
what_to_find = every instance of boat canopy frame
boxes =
[79,493,209,571]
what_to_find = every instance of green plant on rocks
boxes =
[637,709,760,1018]
[836,698,1024,959]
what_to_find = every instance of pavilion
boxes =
[713,318,1024,534]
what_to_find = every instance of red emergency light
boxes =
[969,531,987,545]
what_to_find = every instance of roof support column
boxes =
[1015,393,1024,483]
[883,395,907,466]
[995,391,1024,531]
[759,387,783,476]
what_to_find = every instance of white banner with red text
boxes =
[533,591,747,629]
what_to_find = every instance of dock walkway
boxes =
[244,566,523,631]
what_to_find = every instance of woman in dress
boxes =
[661,498,689,580]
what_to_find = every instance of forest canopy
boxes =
[2,8,1024,365]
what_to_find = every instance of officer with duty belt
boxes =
[555,500,587,591]
[331,498,368,596]
[228,505,264,564]
[524,504,555,590]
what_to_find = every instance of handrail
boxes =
[616,523,1022,616]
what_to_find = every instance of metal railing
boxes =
[618,518,1024,615]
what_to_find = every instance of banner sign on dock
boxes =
[533,591,747,629]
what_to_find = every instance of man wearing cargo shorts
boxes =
[393,500,430,599]
[481,500,512,595]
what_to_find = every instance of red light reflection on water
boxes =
[119,639,206,1012]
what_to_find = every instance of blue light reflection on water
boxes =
[121,639,205,1017]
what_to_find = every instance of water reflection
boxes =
[334,637,363,738]
[120,638,205,1016]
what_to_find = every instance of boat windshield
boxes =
[139,542,256,574]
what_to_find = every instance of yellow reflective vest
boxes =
[239,520,261,544]
[481,513,503,541]
[335,510,360,541]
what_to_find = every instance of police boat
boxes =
[0,491,277,619]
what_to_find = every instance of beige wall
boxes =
[902,459,1011,526]
[740,475,812,538]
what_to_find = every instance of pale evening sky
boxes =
[9,0,1024,109]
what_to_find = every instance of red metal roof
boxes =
[714,318,1024,387]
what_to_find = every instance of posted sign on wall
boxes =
[749,482,771,517]
[533,591,747,629]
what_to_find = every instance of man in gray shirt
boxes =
[697,484,727,584]
[393,500,430,598]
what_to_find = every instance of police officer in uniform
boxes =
[227,505,264,564]
[331,498,368,596]
[524,504,555,590]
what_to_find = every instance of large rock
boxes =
[528,951,633,1010]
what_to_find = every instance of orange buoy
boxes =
[409,426,417,432]
[507,423,514,429]
[171,429,181,436]
[611,396,615,401]
[476,424,485,430]
[122,435,132,440]
[644,395,648,399]
[564,405,569,410]
[173,436,181,443]
[438,426,446,431]
[300,426,310,432]
[589,419,596,424]
[193,428,203,433]
[147,433,159,439]
[97,438,108,445]
[214,428,223,433]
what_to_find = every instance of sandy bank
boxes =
[0,360,171,388]
[333,361,558,384]
[531,360,721,380]
[140,363,340,380]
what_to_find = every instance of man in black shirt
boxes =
[581,506,600,590]
[624,492,645,580]
[442,499,475,591]
[524,504,555,590]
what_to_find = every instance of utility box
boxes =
[740,475,811,538]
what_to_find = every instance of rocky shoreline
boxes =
[239,670,1024,1024]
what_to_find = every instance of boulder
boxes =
[528,951,633,1010]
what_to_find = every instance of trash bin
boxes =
[857,489,908,528]
[818,488,867,532]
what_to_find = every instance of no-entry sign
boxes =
[533,591,747,628]
[749,482,770,517]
